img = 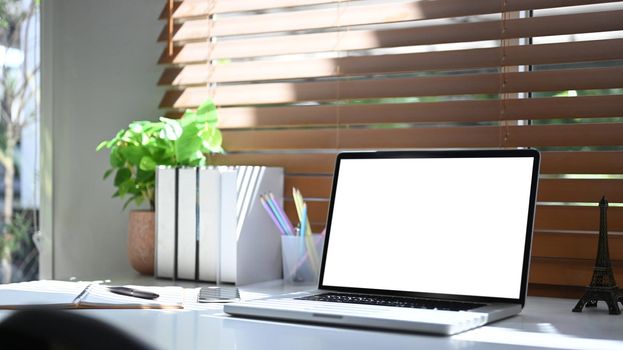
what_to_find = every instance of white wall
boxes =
[41,0,164,279]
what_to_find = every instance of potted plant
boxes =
[97,100,223,274]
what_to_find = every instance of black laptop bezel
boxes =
[317,149,540,308]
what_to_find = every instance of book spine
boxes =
[176,167,197,280]
[155,167,176,278]
[219,168,239,283]
[198,167,221,282]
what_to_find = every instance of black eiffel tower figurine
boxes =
[573,196,623,314]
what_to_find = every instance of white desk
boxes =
[1,279,622,350]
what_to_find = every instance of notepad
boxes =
[0,280,184,309]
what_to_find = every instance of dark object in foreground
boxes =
[0,309,152,350]
[108,286,160,300]
[573,196,623,315]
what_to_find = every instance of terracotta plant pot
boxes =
[128,210,155,275]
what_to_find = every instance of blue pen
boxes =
[299,204,307,237]
[299,204,307,253]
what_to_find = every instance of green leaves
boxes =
[109,148,125,168]
[120,144,145,165]
[201,126,223,153]
[160,117,183,141]
[96,140,108,152]
[103,168,114,180]
[114,168,131,187]
[175,122,202,164]
[96,99,224,211]
[139,156,157,171]
[196,99,218,126]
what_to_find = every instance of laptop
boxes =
[224,149,540,335]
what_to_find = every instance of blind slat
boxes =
[285,176,332,198]
[283,176,623,203]
[541,151,623,174]
[536,205,623,232]
[538,179,623,203]
[533,231,623,260]
[220,123,623,151]
[507,123,623,147]
[159,39,623,86]
[160,67,623,108]
[158,19,209,43]
[529,258,623,286]
[159,9,623,63]
[163,0,622,19]
[210,95,623,128]
[159,0,339,19]
[283,202,623,233]
[213,153,337,174]
[212,151,623,175]
[284,200,329,227]
[159,0,620,39]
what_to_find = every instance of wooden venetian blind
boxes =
[158,0,623,297]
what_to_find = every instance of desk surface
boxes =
[1,278,622,350]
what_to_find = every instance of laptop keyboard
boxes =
[297,293,485,311]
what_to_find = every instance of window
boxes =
[0,0,40,284]
[158,0,623,297]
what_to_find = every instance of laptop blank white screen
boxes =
[322,157,535,300]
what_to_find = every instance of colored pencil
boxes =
[268,192,295,235]
[259,195,287,235]
[292,188,312,235]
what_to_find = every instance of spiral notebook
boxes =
[0,280,184,309]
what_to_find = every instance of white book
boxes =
[197,167,221,281]
[155,166,176,278]
[177,165,285,284]
[177,167,197,280]
[219,167,239,283]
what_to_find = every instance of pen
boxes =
[299,204,307,237]
[268,193,295,234]
[72,284,94,304]
[264,194,290,234]
[292,188,303,219]
[292,188,312,235]
[299,204,307,256]
[263,194,291,235]
[108,286,160,300]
